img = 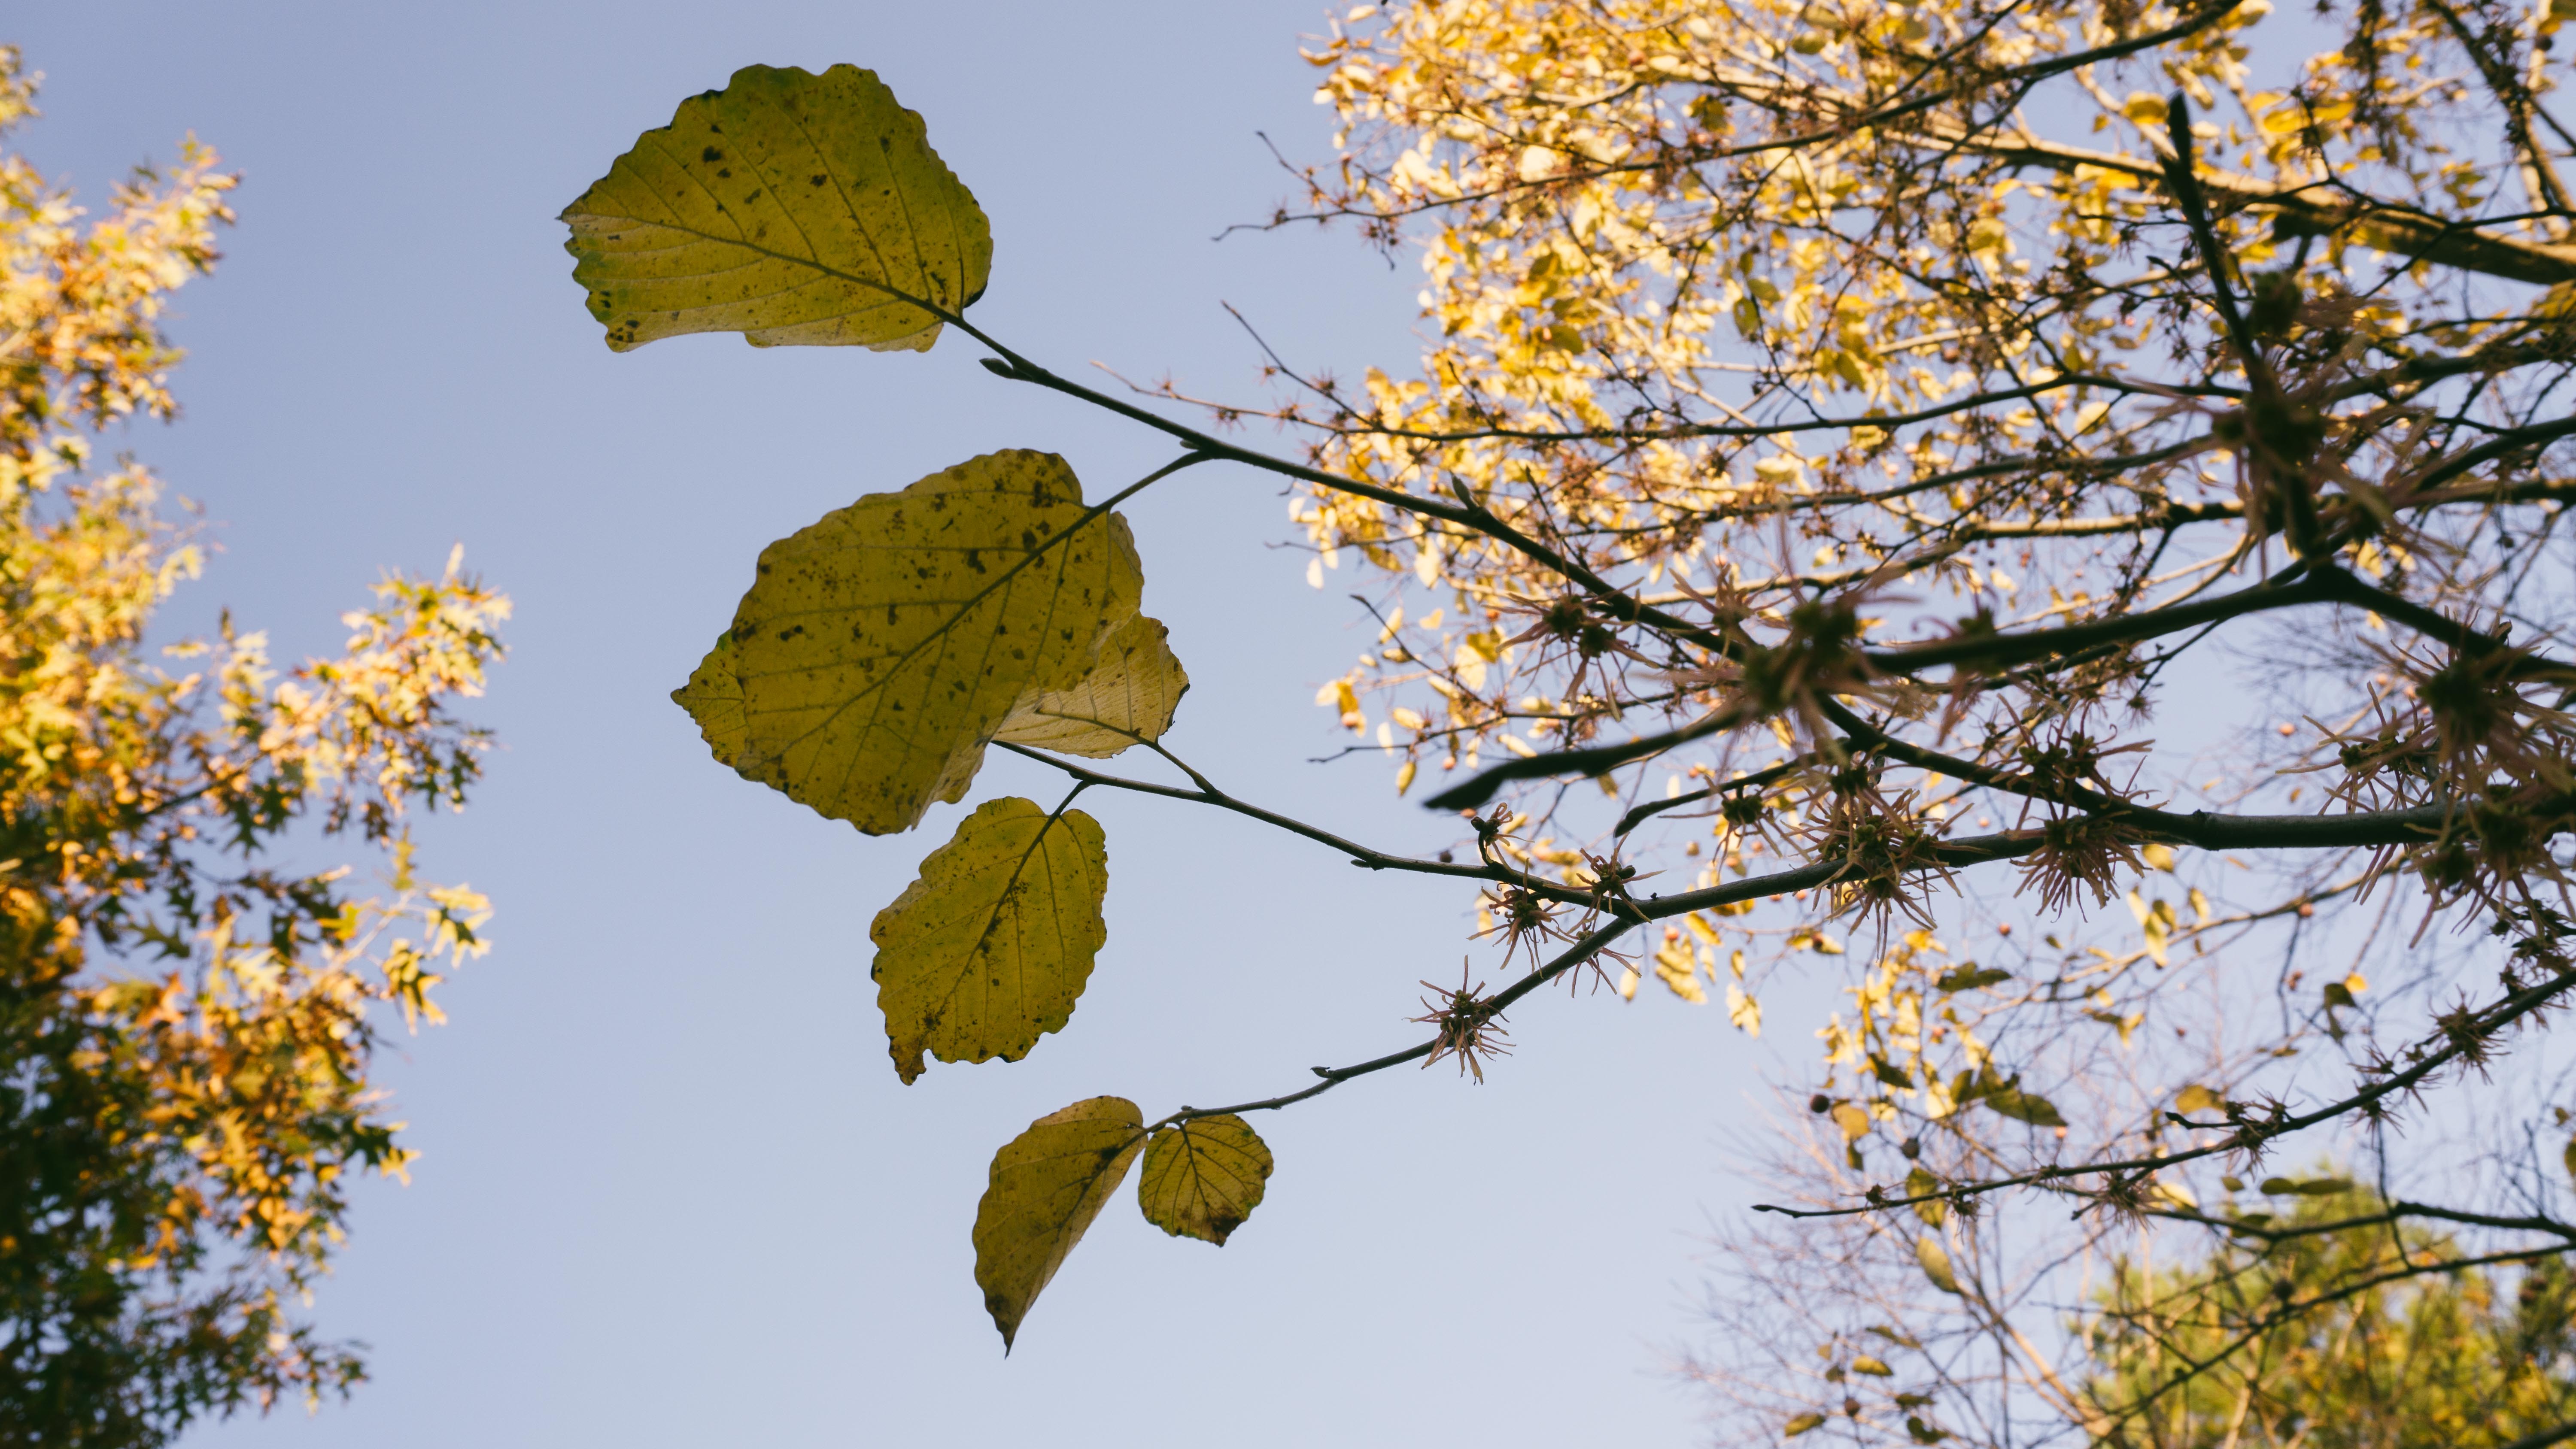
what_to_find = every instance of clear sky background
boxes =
[14,5,1817,1445]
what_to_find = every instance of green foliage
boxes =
[2085,1194,2576,1446]
[0,49,506,1446]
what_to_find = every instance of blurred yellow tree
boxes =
[0,49,507,1447]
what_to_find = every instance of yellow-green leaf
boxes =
[1917,1234,1962,1294]
[1935,966,2009,993]
[672,631,752,776]
[993,614,1189,758]
[1852,1355,1893,1376]
[2175,1083,2224,1116]
[972,1096,1147,1352]
[1785,1412,1828,1437]
[1137,1114,1275,1246]
[2261,1176,2354,1197]
[2564,1136,2576,1183]
[869,796,1108,1084]
[1985,1086,2065,1128]
[1907,1166,1946,1226]
[700,450,1142,834]
[562,64,991,353]
[1831,1102,1872,1143]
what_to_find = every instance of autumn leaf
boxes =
[1785,1413,1827,1436]
[672,631,751,777]
[2175,1084,2224,1116]
[1917,1234,1962,1294]
[869,796,1109,1083]
[972,1096,1148,1352]
[1934,966,2010,993]
[1984,1086,2066,1129]
[1137,1114,1274,1245]
[561,64,990,353]
[993,613,1189,758]
[689,450,1142,834]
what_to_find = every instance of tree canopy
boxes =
[0,49,506,1446]
[555,1,2573,1437]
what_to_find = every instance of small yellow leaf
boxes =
[2121,91,2169,126]
[1138,1114,1275,1246]
[1851,1356,1893,1376]
[972,1097,1147,1351]
[1785,1413,1827,1437]
[2563,1137,2576,1183]
[2151,1179,2198,1210]
[1394,758,1417,795]
[1917,1234,1961,1294]
[1655,934,1707,1002]
[1830,1102,1871,1143]
[2141,842,2177,872]
[1907,1167,1946,1226]
[1726,981,1762,1036]
[869,797,1109,1083]
[2175,1084,2224,1116]
[993,614,1189,758]
[2188,887,2211,924]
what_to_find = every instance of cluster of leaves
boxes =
[0,51,507,1447]
[2084,1188,2576,1446]
[559,0,2576,1423]
[1237,0,2576,1440]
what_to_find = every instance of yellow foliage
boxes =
[868,796,1110,1083]
[0,47,506,1432]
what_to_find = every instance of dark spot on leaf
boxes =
[702,146,724,162]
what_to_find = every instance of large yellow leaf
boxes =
[1137,1114,1273,1246]
[561,63,991,353]
[972,1096,1147,1352]
[992,613,1189,758]
[869,796,1108,1084]
[695,450,1141,834]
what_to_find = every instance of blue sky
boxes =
[15,5,1805,1445]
